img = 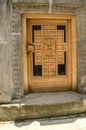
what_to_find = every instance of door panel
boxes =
[27,20,72,92]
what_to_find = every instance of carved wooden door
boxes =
[27,19,72,92]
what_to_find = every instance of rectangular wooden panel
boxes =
[33,24,67,77]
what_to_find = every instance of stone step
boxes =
[0,91,86,121]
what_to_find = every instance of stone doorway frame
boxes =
[22,13,77,93]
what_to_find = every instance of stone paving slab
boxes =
[21,91,82,105]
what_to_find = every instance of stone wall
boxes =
[0,0,11,102]
[11,5,23,99]
[76,7,86,93]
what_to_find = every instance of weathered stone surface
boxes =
[0,104,20,121]
[10,0,24,98]
[76,9,86,92]
[12,0,84,5]
[0,0,12,102]
[0,43,11,102]
[12,3,49,13]
[0,1,8,41]
[19,101,85,120]
[52,5,76,13]
[52,0,84,5]
[12,0,50,4]
[0,92,86,121]
[21,91,81,105]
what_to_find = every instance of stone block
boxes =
[12,0,50,4]
[0,43,11,103]
[0,104,20,121]
[52,0,83,5]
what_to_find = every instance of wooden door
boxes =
[27,19,72,92]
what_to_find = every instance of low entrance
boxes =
[22,14,77,93]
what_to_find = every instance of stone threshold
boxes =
[0,91,86,121]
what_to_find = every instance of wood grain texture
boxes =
[22,13,77,93]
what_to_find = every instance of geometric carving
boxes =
[50,38,56,44]
[35,51,43,57]
[57,30,64,37]
[42,24,50,30]
[50,64,56,70]
[34,30,43,37]
[35,57,42,65]
[43,38,50,45]
[44,58,49,64]
[44,44,56,57]
[57,30,64,43]
[57,44,63,50]
[44,64,49,70]
[50,30,56,37]
[43,30,50,37]
[34,24,66,77]
[50,25,56,30]
[35,44,43,50]
[58,58,64,64]
[49,58,56,63]
[44,71,49,77]
[57,38,64,43]
[49,63,56,76]
[34,38,43,44]
[57,51,64,64]
[50,71,56,76]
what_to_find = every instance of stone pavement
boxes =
[0,117,86,130]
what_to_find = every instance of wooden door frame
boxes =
[22,13,77,93]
